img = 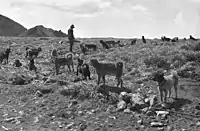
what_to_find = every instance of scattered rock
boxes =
[150,122,165,127]
[66,122,74,129]
[106,105,116,113]
[35,90,43,97]
[166,126,173,131]
[196,121,200,126]
[116,100,127,111]
[137,119,143,125]
[157,127,164,131]
[146,110,155,116]
[156,111,169,116]
[79,122,87,131]
[195,105,200,110]
[124,109,131,114]
[130,93,147,110]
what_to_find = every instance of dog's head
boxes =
[151,70,165,83]
[15,59,20,63]
[116,62,123,68]
[77,58,84,66]
[90,59,99,67]
[38,47,42,52]
[6,47,11,54]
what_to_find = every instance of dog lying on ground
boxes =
[13,59,22,67]
[90,59,123,88]
[99,40,110,49]
[171,37,179,42]
[76,58,91,80]
[189,35,197,41]
[151,70,179,103]
[25,47,42,59]
[0,47,11,64]
[84,44,97,51]
[161,36,171,42]
[54,53,74,75]
[105,40,120,47]
[131,39,137,45]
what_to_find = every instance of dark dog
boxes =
[171,37,179,42]
[80,43,88,54]
[13,59,22,67]
[189,35,197,41]
[161,36,171,42]
[0,47,11,64]
[25,47,42,59]
[76,58,91,80]
[152,70,178,103]
[28,59,37,72]
[99,40,110,49]
[85,44,97,51]
[131,39,137,45]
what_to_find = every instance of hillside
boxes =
[0,14,27,36]
[19,25,67,37]
[0,37,200,130]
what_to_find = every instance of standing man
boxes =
[68,24,75,52]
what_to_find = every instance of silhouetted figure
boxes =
[142,36,146,43]
[189,35,197,41]
[68,24,75,52]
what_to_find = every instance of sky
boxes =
[0,0,200,38]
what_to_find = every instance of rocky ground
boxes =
[0,37,200,131]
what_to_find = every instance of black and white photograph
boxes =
[0,0,200,130]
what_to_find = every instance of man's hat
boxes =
[70,24,75,28]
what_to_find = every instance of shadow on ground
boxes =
[170,98,192,110]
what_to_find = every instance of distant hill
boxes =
[19,25,67,37]
[0,14,27,36]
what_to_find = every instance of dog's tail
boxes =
[65,53,74,59]
[171,70,179,86]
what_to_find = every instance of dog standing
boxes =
[0,47,11,64]
[99,40,110,49]
[54,53,74,75]
[152,70,178,103]
[90,59,123,88]
[25,47,42,60]
[85,44,97,51]
[76,58,91,80]
[28,58,37,72]
[80,43,88,54]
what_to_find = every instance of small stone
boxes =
[137,119,143,125]
[195,105,200,110]
[196,121,200,126]
[146,110,155,116]
[150,122,164,127]
[124,109,131,114]
[79,123,87,131]
[35,90,43,97]
[140,125,145,129]
[157,127,164,131]
[166,126,173,131]
[116,100,127,111]
[78,111,84,115]
[66,122,74,129]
